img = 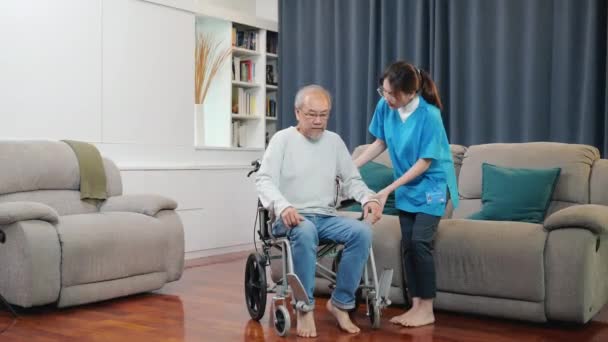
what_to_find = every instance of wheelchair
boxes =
[244,160,394,337]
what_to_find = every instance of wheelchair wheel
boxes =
[369,300,381,329]
[245,252,267,321]
[274,305,291,337]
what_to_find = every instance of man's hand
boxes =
[371,190,390,211]
[281,206,305,228]
[362,200,382,224]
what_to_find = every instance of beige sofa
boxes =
[0,141,184,308]
[328,142,608,324]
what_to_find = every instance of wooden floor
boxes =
[1,251,608,341]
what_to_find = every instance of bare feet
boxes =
[402,307,435,327]
[326,300,361,334]
[390,297,419,325]
[296,310,317,338]
[397,299,435,327]
[390,306,418,325]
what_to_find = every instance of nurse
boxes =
[354,61,458,327]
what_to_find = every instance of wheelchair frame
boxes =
[244,161,393,337]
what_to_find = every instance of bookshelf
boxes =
[195,16,278,150]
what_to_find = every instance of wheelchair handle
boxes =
[247,159,262,177]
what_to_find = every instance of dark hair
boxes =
[380,61,443,111]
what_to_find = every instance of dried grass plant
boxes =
[195,34,231,105]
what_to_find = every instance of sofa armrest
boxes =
[544,204,608,235]
[0,201,59,226]
[100,194,178,217]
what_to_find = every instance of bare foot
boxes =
[401,306,435,327]
[326,300,361,334]
[391,298,420,325]
[296,310,317,338]
[390,306,418,325]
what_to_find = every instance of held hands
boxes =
[281,206,305,228]
[362,200,382,224]
[371,190,390,211]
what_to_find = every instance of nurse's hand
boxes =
[372,190,390,211]
[363,201,382,224]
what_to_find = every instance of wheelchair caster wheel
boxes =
[274,305,291,337]
[369,301,381,329]
[245,253,267,321]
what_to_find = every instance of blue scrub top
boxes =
[369,96,459,217]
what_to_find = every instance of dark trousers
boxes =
[399,211,441,299]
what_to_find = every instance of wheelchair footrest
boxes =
[287,273,310,306]
[378,268,394,306]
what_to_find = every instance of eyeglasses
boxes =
[299,110,329,120]
[377,87,396,100]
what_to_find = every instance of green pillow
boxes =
[343,161,400,215]
[468,163,561,223]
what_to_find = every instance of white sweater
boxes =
[255,127,374,216]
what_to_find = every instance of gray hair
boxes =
[294,84,332,109]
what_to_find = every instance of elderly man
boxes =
[256,85,382,337]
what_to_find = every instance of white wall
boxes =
[256,0,278,22]
[0,0,275,259]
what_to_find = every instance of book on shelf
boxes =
[232,27,258,51]
[266,94,277,117]
[232,57,256,83]
[232,87,257,115]
[266,31,278,54]
[231,120,240,147]
[266,63,278,85]
[231,120,248,147]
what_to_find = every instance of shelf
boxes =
[194,145,264,152]
[196,16,277,150]
[265,116,277,121]
[232,114,261,120]
[232,47,260,57]
[232,80,261,88]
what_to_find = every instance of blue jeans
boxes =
[272,214,372,310]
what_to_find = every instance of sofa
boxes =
[315,141,608,324]
[0,141,184,308]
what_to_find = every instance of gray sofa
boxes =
[324,142,607,324]
[0,141,184,308]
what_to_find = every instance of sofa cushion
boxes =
[57,212,168,286]
[457,143,599,213]
[0,141,122,199]
[342,161,399,215]
[0,190,99,216]
[590,159,608,206]
[468,163,561,223]
[435,219,547,302]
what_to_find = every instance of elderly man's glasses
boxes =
[299,110,329,120]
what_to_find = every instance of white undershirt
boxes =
[398,95,420,122]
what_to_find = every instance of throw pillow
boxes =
[468,163,561,223]
[342,161,400,215]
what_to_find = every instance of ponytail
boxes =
[381,61,443,111]
[418,68,443,111]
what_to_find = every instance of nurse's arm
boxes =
[353,139,387,168]
[380,158,432,196]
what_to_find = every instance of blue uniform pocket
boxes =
[425,187,446,205]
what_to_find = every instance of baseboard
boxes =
[184,242,263,261]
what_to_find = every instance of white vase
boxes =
[194,103,205,146]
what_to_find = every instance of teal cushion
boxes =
[468,163,561,223]
[343,161,400,215]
